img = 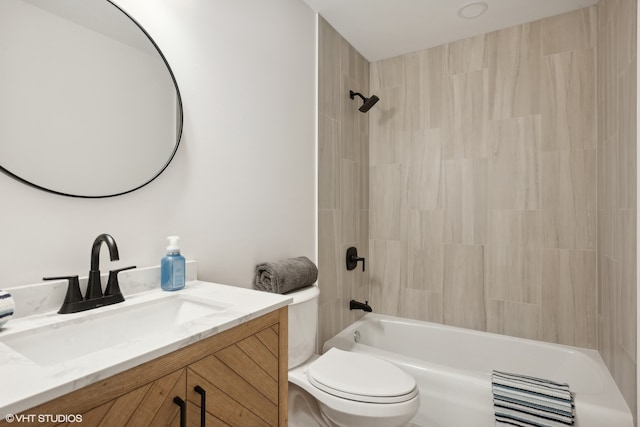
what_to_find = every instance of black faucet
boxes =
[350,299,372,312]
[86,234,120,300]
[43,234,135,314]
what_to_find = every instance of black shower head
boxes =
[349,90,380,113]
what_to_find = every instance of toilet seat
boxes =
[307,348,418,404]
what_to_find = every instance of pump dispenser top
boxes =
[167,236,181,253]
[161,235,185,291]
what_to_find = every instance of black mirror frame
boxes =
[0,0,183,198]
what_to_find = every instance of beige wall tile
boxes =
[369,88,405,166]
[340,35,357,80]
[599,255,619,370]
[618,211,637,360]
[405,210,444,292]
[486,300,541,341]
[370,164,402,240]
[369,239,402,315]
[599,0,621,27]
[486,210,540,304]
[340,159,360,244]
[370,55,405,90]
[488,116,541,210]
[488,22,541,119]
[602,133,618,258]
[340,87,360,163]
[617,61,637,210]
[404,129,442,210]
[444,70,489,159]
[360,135,370,210]
[399,288,443,323]
[318,114,340,209]
[615,0,637,74]
[541,248,597,348]
[317,299,342,351]
[443,244,486,330]
[318,209,340,305]
[542,48,596,151]
[444,159,487,245]
[402,53,424,131]
[419,44,448,129]
[616,347,638,421]
[604,16,619,139]
[448,33,488,74]
[541,7,596,55]
[318,17,341,119]
[541,149,596,251]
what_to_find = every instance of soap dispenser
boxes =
[161,236,185,291]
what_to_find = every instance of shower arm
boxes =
[349,90,366,102]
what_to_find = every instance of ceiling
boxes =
[301,0,599,62]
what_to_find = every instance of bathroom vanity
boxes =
[0,277,291,426]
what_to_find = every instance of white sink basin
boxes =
[2,295,231,366]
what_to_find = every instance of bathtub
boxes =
[323,313,633,427]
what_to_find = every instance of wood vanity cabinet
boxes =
[1,307,288,427]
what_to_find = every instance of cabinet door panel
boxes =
[255,325,279,356]
[187,372,270,427]
[190,355,276,424]
[61,369,186,427]
[126,368,186,426]
[236,335,278,381]
[216,344,278,403]
[186,401,230,427]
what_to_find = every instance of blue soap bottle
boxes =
[161,236,185,291]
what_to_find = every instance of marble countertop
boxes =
[0,280,292,419]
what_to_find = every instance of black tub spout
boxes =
[350,299,372,312]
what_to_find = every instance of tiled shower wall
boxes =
[317,18,370,346]
[597,0,637,417]
[369,7,598,347]
[318,2,637,416]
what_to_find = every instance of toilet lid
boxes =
[307,348,417,404]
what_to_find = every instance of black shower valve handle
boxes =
[346,247,366,272]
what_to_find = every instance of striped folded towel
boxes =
[0,290,15,328]
[492,370,575,427]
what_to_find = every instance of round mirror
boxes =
[0,0,182,198]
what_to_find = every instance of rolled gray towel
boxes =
[254,256,318,294]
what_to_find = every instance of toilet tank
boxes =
[287,285,319,369]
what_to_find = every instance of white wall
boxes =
[0,0,317,289]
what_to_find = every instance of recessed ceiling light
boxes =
[457,1,488,19]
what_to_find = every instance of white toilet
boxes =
[287,285,419,427]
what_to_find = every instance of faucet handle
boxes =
[105,265,136,297]
[43,275,83,313]
[346,247,366,272]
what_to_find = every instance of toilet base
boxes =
[288,383,330,427]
